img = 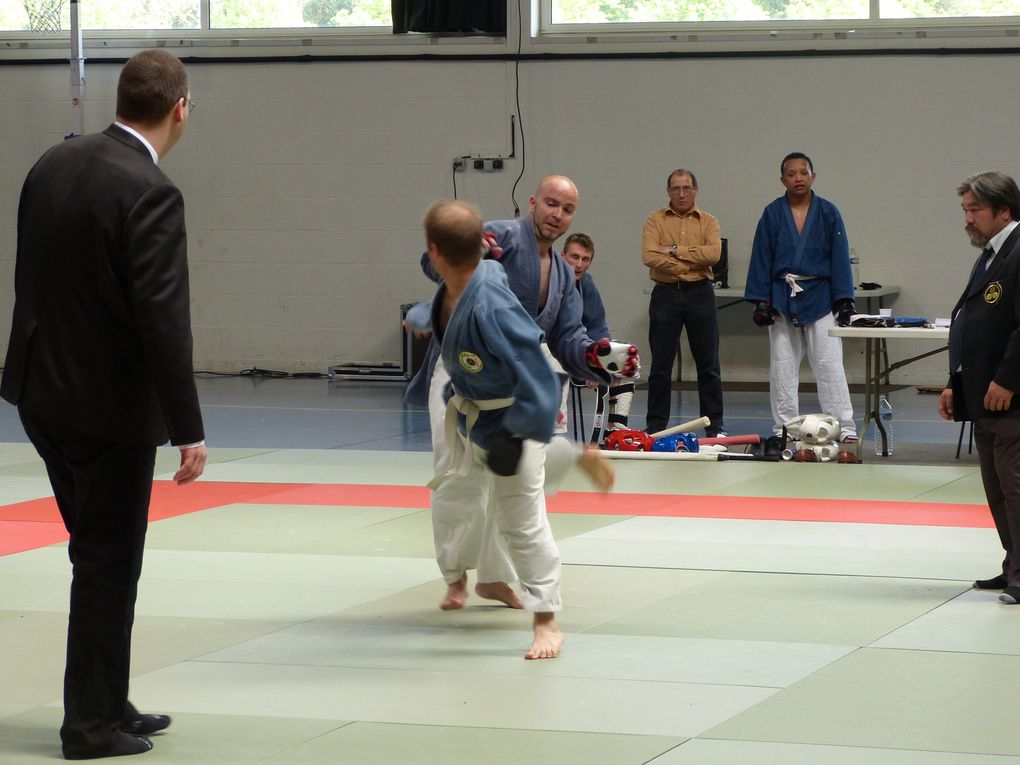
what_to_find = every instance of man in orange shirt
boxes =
[641,168,725,437]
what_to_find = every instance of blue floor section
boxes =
[0,375,964,456]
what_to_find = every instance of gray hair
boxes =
[957,171,1020,220]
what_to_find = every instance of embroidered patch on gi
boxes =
[984,282,1002,304]
[459,351,483,374]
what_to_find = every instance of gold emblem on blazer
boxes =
[984,282,1002,304]
[459,351,483,373]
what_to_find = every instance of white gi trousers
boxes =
[768,312,856,439]
[428,358,576,612]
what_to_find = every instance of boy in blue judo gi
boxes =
[744,152,858,442]
[421,199,616,659]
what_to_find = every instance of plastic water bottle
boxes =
[850,248,861,288]
[875,396,893,456]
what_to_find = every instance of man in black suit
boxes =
[939,171,1020,606]
[1,49,206,759]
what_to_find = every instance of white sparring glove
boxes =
[585,338,640,379]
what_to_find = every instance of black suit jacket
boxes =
[949,224,1020,422]
[1,125,204,447]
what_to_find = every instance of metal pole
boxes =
[68,0,84,138]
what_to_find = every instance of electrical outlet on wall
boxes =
[453,155,506,172]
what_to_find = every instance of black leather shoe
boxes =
[973,574,1007,590]
[999,586,1020,604]
[64,732,153,760]
[120,714,171,737]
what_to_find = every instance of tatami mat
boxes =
[127,661,775,738]
[653,739,1020,764]
[703,648,1020,757]
[254,722,684,765]
[558,516,1002,579]
[872,587,1020,655]
[1,380,1018,764]
[585,572,968,645]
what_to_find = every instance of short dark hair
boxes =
[116,49,189,126]
[667,169,698,189]
[563,232,594,255]
[781,152,814,175]
[423,200,484,267]
[957,172,1020,221]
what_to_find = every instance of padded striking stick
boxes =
[699,435,761,447]
[648,416,711,439]
[603,450,759,461]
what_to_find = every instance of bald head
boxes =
[535,175,578,200]
[423,200,484,267]
[529,175,579,246]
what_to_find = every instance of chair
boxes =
[569,381,609,444]
[956,421,973,459]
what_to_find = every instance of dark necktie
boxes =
[965,248,994,294]
[951,247,994,371]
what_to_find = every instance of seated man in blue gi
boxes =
[421,199,615,659]
[562,232,635,439]
[744,152,858,443]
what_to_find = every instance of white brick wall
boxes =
[1,52,1015,384]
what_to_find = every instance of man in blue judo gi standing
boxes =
[744,152,858,443]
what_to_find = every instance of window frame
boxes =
[3,1,1020,56]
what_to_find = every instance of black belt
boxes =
[653,279,710,290]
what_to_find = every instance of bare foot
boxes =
[525,612,563,660]
[474,581,524,609]
[577,446,615,493]
[440,574,467,611]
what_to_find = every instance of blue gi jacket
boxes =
[744,193,854,326]
[406,216,606,406]
[433,260,561,446]
[576,272,610,343]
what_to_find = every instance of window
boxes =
[547,0,1020,25]
[881,0,1016,20]
[211,0,390,29]
[83,1,201,30]
[2,0,391,32]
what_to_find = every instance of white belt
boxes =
[428,393,515,489]
[784,273,816,297]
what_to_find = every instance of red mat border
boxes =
[0,480,990,557]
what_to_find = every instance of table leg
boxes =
[879,297,890,385]
[873,335,891,457]
[858,337,874,462]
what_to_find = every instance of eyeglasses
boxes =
[184,97,195,114]
[668,186,695,196]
